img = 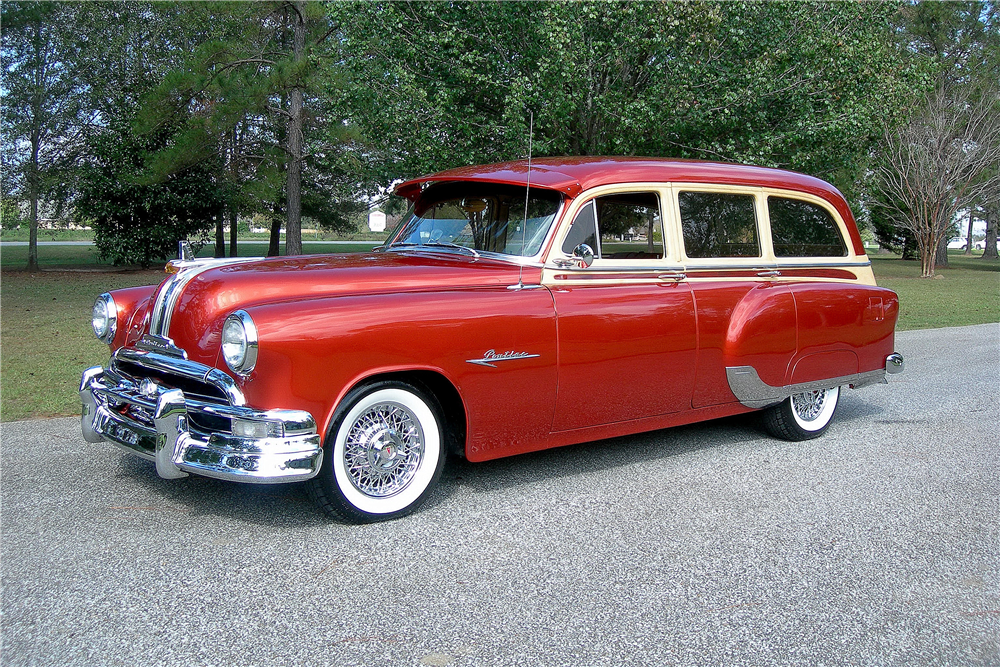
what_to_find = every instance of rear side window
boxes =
[768,197,848,257]
[679,191,760,258]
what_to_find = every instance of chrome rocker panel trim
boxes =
[727,352,905,409]
[80,362,322,484]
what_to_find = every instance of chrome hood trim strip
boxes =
[149,257,259,338]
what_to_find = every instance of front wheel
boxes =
[308,381,446,523]
[762,386,840,441]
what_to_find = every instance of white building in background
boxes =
[368,210,386,233]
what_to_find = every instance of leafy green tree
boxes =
[2,1,215,267]
[1,1,93,270]
[869,0,999,273]
[139,1,358,257]
[76,118,224,267]
[331,1,924,204]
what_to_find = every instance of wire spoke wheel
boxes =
[343,401,424,498]
[791,390,828,423]
[762,385,840,441]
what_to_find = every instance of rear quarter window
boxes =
[679,191,760,258]
[768,196,847,257]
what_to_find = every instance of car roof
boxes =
[394,156,847,206]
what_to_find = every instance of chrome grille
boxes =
[113,359,230,404]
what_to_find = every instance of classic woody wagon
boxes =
[81,157,904,522]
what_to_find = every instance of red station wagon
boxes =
[81,157,904,522]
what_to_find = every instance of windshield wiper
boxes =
[423,242,480,258]
[383,242,420,252]
[385,241,480,258]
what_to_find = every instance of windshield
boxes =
[387,183,562,258]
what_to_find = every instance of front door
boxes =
[546,190,698,432]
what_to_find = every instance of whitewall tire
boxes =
[308,381,446,523]
[762,386,840,441]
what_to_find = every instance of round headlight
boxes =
[221,310,258,375]
[92,293,117,344]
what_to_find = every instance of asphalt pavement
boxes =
[2,324,998,667]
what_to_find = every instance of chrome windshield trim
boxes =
[383,244,546,268]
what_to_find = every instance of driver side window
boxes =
[561,193,663,260]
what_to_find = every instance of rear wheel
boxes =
[762,386,840,441]
[308,381,446,523]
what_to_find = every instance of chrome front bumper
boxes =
[80,361,322,484]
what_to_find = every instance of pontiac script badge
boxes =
[466,349,540,368]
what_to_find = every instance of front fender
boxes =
[106,285,159,352]
[236,288,558,461]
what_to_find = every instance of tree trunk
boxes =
[27,137,40,272]
[27,175,39,272]
[964,210,974,255]
[214,211,225,258]
[983,205,999,260]
[268,199,282,257]
[935,238,948,268]
[283,1,306,256]
[920,233,939,278]
[229,206,238,257]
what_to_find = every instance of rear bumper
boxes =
[80,365,322,484]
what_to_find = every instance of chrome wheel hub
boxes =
[344,402,423,497]
[792,389,826,422]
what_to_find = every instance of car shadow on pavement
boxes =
[110,395,887,526]
[112,454,329,527]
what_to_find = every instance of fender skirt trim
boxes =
[726,365,888,409]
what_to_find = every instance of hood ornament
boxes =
[466,349,540,368]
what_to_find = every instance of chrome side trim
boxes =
[726,365,891,409]
[682,260,872,271]
[466,349,541,367]
[546,264,687,273]
[542,260,870,274]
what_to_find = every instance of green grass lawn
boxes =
[1,246,997,421]
[1,269,165,421]
[871,252,1000,330]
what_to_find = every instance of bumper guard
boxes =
[80,363,322,484]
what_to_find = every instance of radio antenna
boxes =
[514,111,533,290]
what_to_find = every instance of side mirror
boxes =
[573,243,595,268]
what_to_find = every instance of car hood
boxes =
[159,251,536,364]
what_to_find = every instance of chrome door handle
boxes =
[756,270,781,278]
[657,272,687,282]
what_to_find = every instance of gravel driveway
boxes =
[2,324,998,667]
